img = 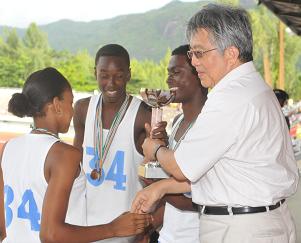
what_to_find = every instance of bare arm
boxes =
[73,98,90,152]
[162,193,196,211]
[40,143,151,243]
[0,144,7,241]
[142,123,187,181]
[134,101,152,155]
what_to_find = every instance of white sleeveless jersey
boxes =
[1,134,86,243]
[83,95,143,243]
[159,114,200,243]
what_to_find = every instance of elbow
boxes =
[0,232,6,242]
[40,227,64,243]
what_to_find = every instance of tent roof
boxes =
[259,0,301,35]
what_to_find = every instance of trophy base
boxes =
[138,162,170,179]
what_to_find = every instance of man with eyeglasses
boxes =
[131,3,298,243]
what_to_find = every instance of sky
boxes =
[0,0,199,28]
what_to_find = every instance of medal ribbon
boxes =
[169,114,195,151]
[93,94,130,177]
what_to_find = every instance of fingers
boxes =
[141,157,148,164]
[144,123,151,138]
[133,214,153,231]
[150,121,168,140]
[131,196,144,213]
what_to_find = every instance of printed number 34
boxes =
[86,148,127,190]
[4,185,41,231]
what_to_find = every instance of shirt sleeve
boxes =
[174,102,241,183]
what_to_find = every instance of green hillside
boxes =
[0,1,206,61]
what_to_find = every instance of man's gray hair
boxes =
[186,3,253,63]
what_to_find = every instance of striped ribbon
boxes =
[169,114,195,151]
[93,94,130,175]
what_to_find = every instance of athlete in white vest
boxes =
[73,44,165,243]
[143,45,208,243]
[0,67,151,243]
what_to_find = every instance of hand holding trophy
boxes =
[138,88,176,178]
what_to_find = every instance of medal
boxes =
[90,169,101,180]
[90,94,130,180]
[90,159,103,180]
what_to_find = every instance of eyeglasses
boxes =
[187,48,217,59]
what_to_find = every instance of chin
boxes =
[103,94,120,103]
[61,125,70,134]
[200,81,210,88]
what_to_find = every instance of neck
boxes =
[31,127,59,139]
[102,93,128,111]
[181,93,206,123]
[33,119,59,137]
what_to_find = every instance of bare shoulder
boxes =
[49,142,82,165]
[74,97,91,121]
[136,100,152,122]
[74,96,91,108]
[134,100,151,130]
[0,142,8,164]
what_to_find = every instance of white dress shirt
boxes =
[175,61,299,207]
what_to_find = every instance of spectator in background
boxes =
[274,88,290,129]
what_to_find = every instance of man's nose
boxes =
[191,55,199,67]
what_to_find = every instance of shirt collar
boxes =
[208,61,256,98]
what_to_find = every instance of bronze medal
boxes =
[90,169,101,180]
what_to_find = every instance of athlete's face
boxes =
[166,55,201,103]
[95,56,130,103]
[57,88,74,133]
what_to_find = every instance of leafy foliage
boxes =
[0,1,300,100]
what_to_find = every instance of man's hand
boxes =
[142,137,163,161]
[131,182,165,214]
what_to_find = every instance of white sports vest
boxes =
[159,114,200,243]
[2,134,86,243]
[83,95,143,243]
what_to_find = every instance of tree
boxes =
[130,49,170,94]
[56,50,95,91]
[22,23,52,77]
[250,6,278,87]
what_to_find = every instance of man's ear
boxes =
[53,97,62,115]
[224,46,240,67]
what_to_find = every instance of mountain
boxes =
[0,0,256,61]
[42,0,205,61]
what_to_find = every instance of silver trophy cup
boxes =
[139,88,176,178]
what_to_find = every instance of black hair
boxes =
[172,44,197,75]
[172,45,208,96]
[273,89,289,107]
[8,67,71,118]
[95,44,130,67]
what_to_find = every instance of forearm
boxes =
[156,177,191,195]
[163,194,197,211]
[40,223,114,243]
[151,203,165,230]
[156,147,187,181]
